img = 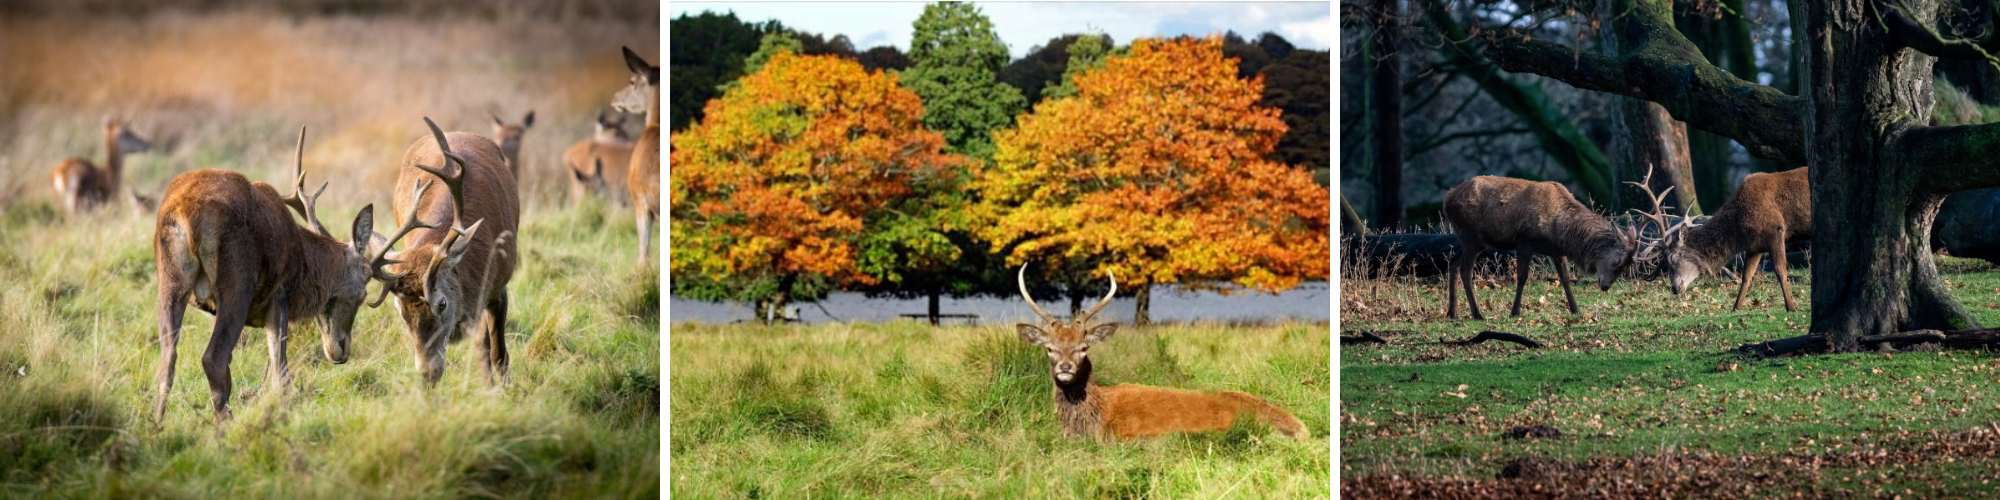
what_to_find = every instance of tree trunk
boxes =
[1805,0,1979,351]
[1134,284,1151,326]
[1603,0,1699,216]
[1370,0,1405,230]
[927,287,941,326]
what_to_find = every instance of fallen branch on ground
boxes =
[1737,328,2000,357]
[1443,330,1543,349]
[1340,331,1390,345]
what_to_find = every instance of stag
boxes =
[51,118,152,213]
[1634,167,1810,311]
[1014,265,1306,440]
[1442,176,1638,319]
[151,126,414,421]
[611,46,660,266]
[561,109,633,206]
[372,117,520,386]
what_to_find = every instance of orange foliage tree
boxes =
[974,37,1330,323]
[671,52,962,321]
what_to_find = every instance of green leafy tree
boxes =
[1042,34,1111,99]
[901,1,1025,158]
[999,34,1100,104]
[742,32,803,75]
[669,12,779,131]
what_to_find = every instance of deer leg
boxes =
[636,207,654,266]
[1772,239,1795,312]
[489,293,510,385]
[264,302,290,397]
[1733,253,1764,311]
[202,288,252,422]
[1511,253,1533,317]
[152,282,190,423]
[1446,250,1467,319]
[1553,255,1580,315]
[1461,252,1485,320]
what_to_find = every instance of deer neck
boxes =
[644,84,660,130]
[1553,207,1619,259]
[1681,215,1745,271]
[1053,357,1105,438]
[286,231,348,319]
[102,131,125,187]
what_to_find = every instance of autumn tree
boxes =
[975,37,1331,325]
[902,1,1025,157]
[670,52,962,322]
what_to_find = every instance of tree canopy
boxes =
[901,1,1025,157]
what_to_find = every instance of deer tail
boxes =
[1223,391,1308,439]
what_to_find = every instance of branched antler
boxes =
[279,125,333,239]
[367,179,439,307]
[1625,163,1696,263]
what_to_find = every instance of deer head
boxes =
[490,110,533,161]
[593,109,630,143]
[277,126,395,364]
[1592,225,1640,292]
[104,117,153,154]
[371,117,489,344]
[1627,163,1702,295]
[1014,264,1118,383]
[612,46,659,117]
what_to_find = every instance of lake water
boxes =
[668,282,1330,325]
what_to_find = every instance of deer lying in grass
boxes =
[490,110,534,179]
[560,110,633,205]
[612,46,660,266]
[1014,265,1306,440]
[51,118,152,213]
[151,126,416,421]
[1635,167,1810,311]
[1442,176,1638,319]
[372,117,519,386]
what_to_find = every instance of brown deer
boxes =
[490,110,534,179]
[1442,176,1639,319]
[560,110,633,205]
[1635,167,1810,311]
[372,117,519,386]
[612,46,660,266]
[50,118,152,213]
[150,126,417,421]
[1014,265,1307,440]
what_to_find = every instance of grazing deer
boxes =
[612,46,660,266]
[1014,265,1307,440]
[151,126,414,421]
[490,110,534,179]
[1442,176,1639,319]
[560,110,634,205]
[373,117,519,386]
[50,118,152,213]
[1635,167,1810,311]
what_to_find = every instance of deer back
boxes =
[392,131,520,299]
[1444,176,1612,254]
[155,169,310,323]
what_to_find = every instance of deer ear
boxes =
[1084,323,1119,343]
[445,220,483,266]
[522,111,535,128]
[1016,324,1049,347]
[491,113,505,128]
[350,204,375,254]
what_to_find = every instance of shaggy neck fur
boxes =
[1552,205,1623,261]
[285,229,347,318]
[1681,213,1746,274]
[1053,357,1104,438]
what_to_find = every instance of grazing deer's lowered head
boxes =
[1634,166,1810,310]
[1442,175,1639,319]
[593,109,631,143]
[1014,264,1307,440]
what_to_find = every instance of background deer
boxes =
[150,126,413,421]
[373,117,519,386]
[561,109,633,206]
[1014,265,1307,440]
[1636,167,1810,310]
[1442,176,1638,319]
[50,118,152,213]
[612,46,659,266]
[489,110,533,179]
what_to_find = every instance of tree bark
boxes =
[1134,284,1151,326]
[1370,0,1405,230]
[1602,0,1700,216]
[927,287,941,326]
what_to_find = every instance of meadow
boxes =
[0,6,659,498]
[670,321,1331,498]
[1341,253,2000,496]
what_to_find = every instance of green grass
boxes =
[670,321,1331,498]
[1341,257,2000,495]
[0,197,658,498]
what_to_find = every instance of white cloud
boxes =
[1279,15,1333,48]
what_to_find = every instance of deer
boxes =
[150,126,417,422]
[1013,265,1307,440]
[490,110,534,179]
[560,109,634,206]
[371,117,519,387]
[1634,166,1810,311]
[1441,176,1639,320]
[612,46,660,267]
[51,118,152,213]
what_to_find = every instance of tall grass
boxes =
[671,321,1331,498]
[0,7,657,497]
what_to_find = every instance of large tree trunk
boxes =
[1602,0,1699,216]
[927,287,941,326]
[1134,284,1151,326]
[1805,0,1979,351]
[1370,0,1405,230]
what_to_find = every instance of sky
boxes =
[669,1,1333,59]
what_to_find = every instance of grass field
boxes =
[0,7,659,498]
[1341,255,2000,496]
[670,321,1331,498]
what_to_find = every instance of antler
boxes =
[1624,163,1676,245]
[1017,264,1057,324]
[279,125,333,239]
[366,179,439,307]
[1077,270,1118,324]
[415,117,468,222]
